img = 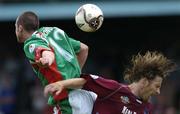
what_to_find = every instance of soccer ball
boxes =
[75,4,104,32]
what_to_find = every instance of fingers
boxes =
[39,58,49,66]
[44,83,63,97]
[36,58,50,67]
[55,89,62,95]
[44,85,50,97]
[44,84,56,97]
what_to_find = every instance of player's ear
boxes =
[18,25,23,32]
[142,78,149,87]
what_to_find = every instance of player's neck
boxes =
[128,83,141,98]
[23,31,34,42]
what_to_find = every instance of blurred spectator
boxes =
[30,82,46,114]
[152,95,166,114]
[173,87,180,114]
[164,106,177,114]
[0,71,16,114]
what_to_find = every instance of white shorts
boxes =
[53,89,97,114]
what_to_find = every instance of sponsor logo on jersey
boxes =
[122,106,137,114]
[121,96,130,104]
[42,27,53,35]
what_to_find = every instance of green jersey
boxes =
[24,27,82,113]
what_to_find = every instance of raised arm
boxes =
[36,50,55,67]
[23,37,55,67]
[77,42,89,69]
[44,78,87,97]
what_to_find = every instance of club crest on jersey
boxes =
[29,44,35,53]
[121,96,130,104]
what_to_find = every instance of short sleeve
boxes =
[64,33,81,53]
[23,37,51,63]
[69,38,81,53]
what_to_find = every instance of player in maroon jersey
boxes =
[44,51,176,114]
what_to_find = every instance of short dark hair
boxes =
[17,11,39,32]
[124,51,176,83]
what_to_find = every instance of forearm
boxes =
[44,78,87,96]
[77,43,89,69]
[60,78,87,89]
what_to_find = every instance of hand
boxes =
[44,82,64,97]
[36,57,52,67]
[36,51,55,67]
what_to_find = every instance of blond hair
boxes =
[124,51,176,83]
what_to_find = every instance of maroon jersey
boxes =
[81,74,153,114]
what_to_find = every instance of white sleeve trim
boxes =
[90,74,99,79]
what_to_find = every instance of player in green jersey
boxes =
[15,11,96,114]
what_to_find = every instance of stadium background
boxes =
[0,0,180,114]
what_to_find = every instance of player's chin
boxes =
[151,93,158,96]
[17,40,22,43]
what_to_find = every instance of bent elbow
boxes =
[81,43,89,52]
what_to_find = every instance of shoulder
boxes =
[24,34,48,45]
[82,74,121,90]
[53,27,65,33]
[52,27,67,37]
